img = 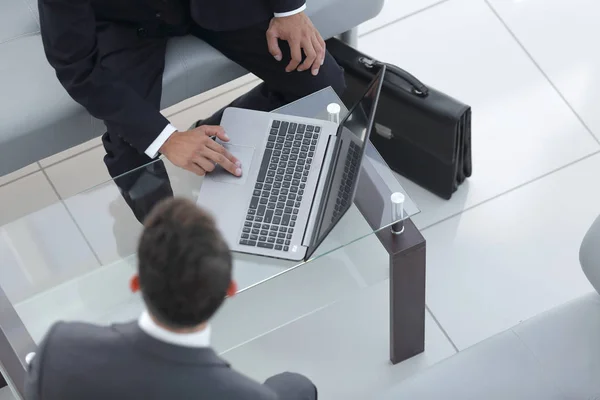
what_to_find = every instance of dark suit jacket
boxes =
[191,0,305,31]
[24,321,311,400]
[38,0,304,154]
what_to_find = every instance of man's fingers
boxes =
[310,36,325,75]
[267,30,283,62]
[286,39,303,72]
[297,39,317,73]
[213,128,231,142]
[201,144,241,177]
[205,138,240,167]
[199,125,227,139]
[317,34,326,66]
[193,156,216,174]
[318,34,326,51]
[186,162,206,177]
[208,149,241,177]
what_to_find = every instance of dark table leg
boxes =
[377,219,426,364]
[354,148,427,364]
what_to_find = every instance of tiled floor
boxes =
[3,0,600,398]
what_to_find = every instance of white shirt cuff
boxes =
[274,4,306,17]
[145,124,177,159]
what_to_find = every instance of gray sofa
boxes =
[383,215,600,399]
[0,0,383,176]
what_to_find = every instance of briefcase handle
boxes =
[358,57,429,97]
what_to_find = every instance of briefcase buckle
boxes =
[359,57,377,69]
[359,57,429,98]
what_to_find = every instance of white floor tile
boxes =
[38,137,103,168]
[424,153,600,350]
[488,0,600,142]
[44,146,110,200]
[359,0,443,35]
[60,157,208,266]
[14,257,137,343]
[0,201,101,305]
[358,0,599,229]
[0,163,39,187]
[0,172,58,226]
[63,183,142,266]
[222,280,456,400]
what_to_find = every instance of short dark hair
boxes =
[137,198,232,329]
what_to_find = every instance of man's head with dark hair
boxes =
[136,198,234,330]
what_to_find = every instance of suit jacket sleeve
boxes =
[269,0,306,14]
[38,0,170,153]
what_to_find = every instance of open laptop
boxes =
[197,66,385,261]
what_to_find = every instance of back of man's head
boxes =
[137,198,232,329]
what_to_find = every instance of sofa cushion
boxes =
[381,293,600,399]
[581,214,600,295]
[381,331,563,400]
[0,0,39,43]
[512,293,600,399]
[0,33,246,175]
[0,0,383,176]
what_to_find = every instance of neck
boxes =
[150,313,208,334]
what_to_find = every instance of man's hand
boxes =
[160,125,242,177]
[267,12,326,76]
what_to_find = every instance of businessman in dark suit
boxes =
[25,197,317,400]
[39,0,345,222]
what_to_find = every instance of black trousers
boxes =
[99,18,346,223]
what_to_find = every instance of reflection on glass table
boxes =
[0,87,422,398]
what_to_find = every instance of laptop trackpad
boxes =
[207,144,254,186]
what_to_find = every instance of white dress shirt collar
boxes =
[138,310,211,348]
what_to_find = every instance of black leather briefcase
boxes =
[327,38,472,200]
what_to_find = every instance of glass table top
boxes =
[0,87,418,397]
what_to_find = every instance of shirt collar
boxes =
[138,310,211,348]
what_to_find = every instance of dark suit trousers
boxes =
[100,19,345,222]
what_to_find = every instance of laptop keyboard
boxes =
[239,120,321,252]
[332,141,361,222]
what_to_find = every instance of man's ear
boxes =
[226,280,238,298]
[130,274,140,293]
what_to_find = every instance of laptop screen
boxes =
[305,66,386,260]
